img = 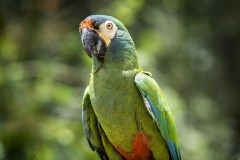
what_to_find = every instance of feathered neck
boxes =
[92,30,141,74]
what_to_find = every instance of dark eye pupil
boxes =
[107,23,112,29]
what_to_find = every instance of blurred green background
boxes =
[0,0,240,159]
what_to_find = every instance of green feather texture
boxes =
[81,15,181,160]
[135,73,181,160]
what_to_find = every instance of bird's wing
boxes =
[135,72,181,160]
[82,86,109,160]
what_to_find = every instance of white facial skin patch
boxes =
[98,21,118,46]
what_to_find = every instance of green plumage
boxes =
[81,15,181,160]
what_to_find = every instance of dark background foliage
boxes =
[0,0,239,159]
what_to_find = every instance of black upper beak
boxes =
[81,28,107,60]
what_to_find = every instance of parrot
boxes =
[79,15,181,160]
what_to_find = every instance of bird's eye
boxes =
[106,22,113,29]
[99,21,117,41]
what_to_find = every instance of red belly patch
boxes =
[115,132,152,160]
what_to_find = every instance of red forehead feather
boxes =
[80,18,94,30]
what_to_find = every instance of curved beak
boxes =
[80,19,107,59]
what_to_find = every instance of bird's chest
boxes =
[89,72,143,149]
[90,74,139,124]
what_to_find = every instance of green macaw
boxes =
[79,15,181,160]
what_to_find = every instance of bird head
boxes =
[79,15,136,62]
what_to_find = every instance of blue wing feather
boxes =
[82,86,109,160]
[135,72,181,160]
